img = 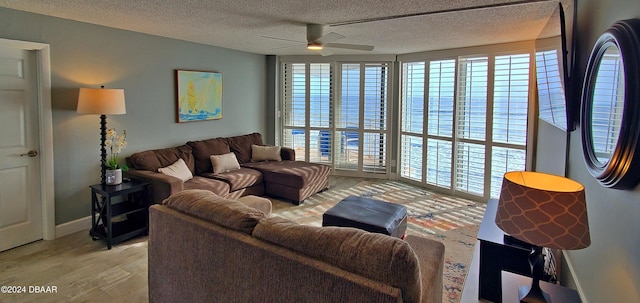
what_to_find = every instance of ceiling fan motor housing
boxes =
[307,24,325,42]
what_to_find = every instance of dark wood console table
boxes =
[477,198,533,302]
[89,180,150,249]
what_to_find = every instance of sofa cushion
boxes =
[128,144,195,173]
[201,167,263,192]
[242,161,331,189]
[186,137,231,175]
[226,132,264,163]
[183,176,231,196]
[251,145,282,162]
[253,216,422,303]
[210,152,241,174]
[163,189,266,234]
[158,158,193,182]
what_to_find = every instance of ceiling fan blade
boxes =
[260,35,305,43]
[267,44,301,51]
[325,43,374,51]
[319,49,333,56]
[316,32,345,44]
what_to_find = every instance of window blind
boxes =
[309,64,332,128]
[489,54,529,198]
[493,54,530,145]
[536,49,567,129]
[428,60,455,137]
[400,51,531,200]
[339,64,360,129]
[426,138,452,187]
[363,132,386,173]
[401,134,423,181]
[591,52,624,162]
[402,62,425,134]
[363,63,388,131]
[455,57,488,195]
[426,59,455,188]
[455,142,485,195]
[490,147,526,197]
[457,57,488,141]
[283,63,306,127]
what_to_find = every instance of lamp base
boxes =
[504,234,534,249]
[519,285,550,303]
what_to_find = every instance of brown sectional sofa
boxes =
[149,190,445,303]
[125,132,330,205]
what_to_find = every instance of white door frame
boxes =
[0,38,55,240]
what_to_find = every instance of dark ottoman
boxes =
[322,195,408,238]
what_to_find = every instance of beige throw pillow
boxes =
[157,158,193,181]
[210,152,241,174]
[251,144,282,162]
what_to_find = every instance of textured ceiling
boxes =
[0,0,573,56]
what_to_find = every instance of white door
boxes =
[0,45,42,252]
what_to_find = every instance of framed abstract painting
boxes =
[176,70,223,122]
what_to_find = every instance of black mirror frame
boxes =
[581,19,640,189]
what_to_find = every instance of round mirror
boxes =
[581,19,640,189]
[590,44,624,164]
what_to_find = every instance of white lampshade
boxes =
[77,87,126,115]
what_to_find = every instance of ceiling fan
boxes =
[263,0,554,54]
[262,23,374,55]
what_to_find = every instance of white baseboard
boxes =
[55,215,91,238]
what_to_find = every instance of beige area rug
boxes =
[270,178,487,303]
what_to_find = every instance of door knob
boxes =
[20,150,38,157]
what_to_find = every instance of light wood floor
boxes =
[0,231,148,302]
[0,176,487,303]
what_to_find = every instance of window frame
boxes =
[279,55,395,179]
[397,41,537,202]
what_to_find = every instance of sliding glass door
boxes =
[281,61,391,177]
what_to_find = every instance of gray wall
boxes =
[543,0,640,301]
[0,8,267,225]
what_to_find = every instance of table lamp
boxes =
[495,171,590,303]
[77,86,126,184]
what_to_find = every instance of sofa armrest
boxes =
[280,147,295,161]
[404,235,445,303]
[125,169,184,205]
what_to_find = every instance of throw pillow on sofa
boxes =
[251,145,282,162]
[210,152,241,174]
[158,158,193,181]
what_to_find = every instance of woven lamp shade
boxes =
[495,171,590,250]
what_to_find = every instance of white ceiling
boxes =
[0,0,573,56]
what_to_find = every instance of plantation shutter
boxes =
[362,63,388,173]
[335,63,360,171]
[426,60,456,187]
[490,54,530,198]
[536,49,567,129]
[591,51,624,161]
[400,62,425,181]
[309,64,332,128]
[309,63,333,164]
[282,63,306,160]
[456,56,488,196]
[493,54,530,145]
